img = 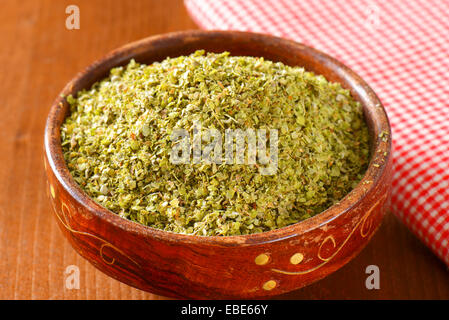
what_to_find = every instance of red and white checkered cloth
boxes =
[184,0,449,265]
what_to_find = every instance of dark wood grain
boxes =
[0,0,448,300]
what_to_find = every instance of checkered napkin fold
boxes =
[184,0,449,265]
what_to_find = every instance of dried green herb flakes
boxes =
[61,50,370,236]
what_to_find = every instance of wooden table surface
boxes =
[0,0,448,300]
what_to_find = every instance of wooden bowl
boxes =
[44,30,392,299]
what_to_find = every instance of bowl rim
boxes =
[44,30,392,246]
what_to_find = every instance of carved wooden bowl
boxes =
[44,30,392,299]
